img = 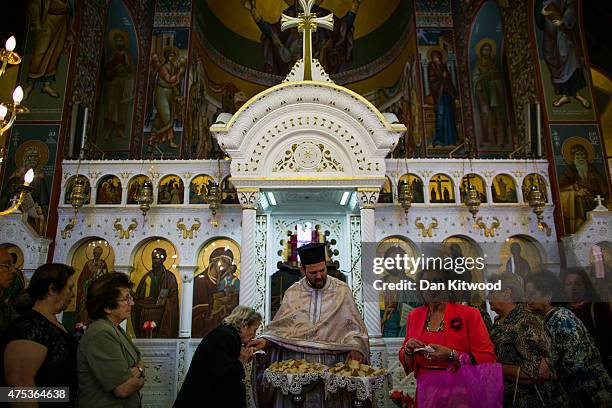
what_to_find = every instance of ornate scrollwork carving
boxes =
[114,218,137,239]
[176,218,201,239]
[475,217,500,238]
[272,142,344,173]
[414,217,438,238]
[238,190,260,210]
[357,189,379,209]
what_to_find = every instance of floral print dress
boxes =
[545,307,612,407]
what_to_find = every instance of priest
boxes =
[249,243,369,408]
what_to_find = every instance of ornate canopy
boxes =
[211,79,406,190]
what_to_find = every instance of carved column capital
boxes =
[356,188,379,209]
[237,189,260,210]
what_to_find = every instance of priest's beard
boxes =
[307,276,327,289]
[575,159,588,181]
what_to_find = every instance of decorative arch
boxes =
[192,237,241,338]
[127,174,150,204]
[158,174,184,205]
[64,175,91,205]
[429,173,455,203]
[378,176,393,203]
[212,81,404,190]
[492,173,518,203]
[399,173,425,203]
[129,236,181,339]
[460,173,487,204]
[522,173,548,203]
[189,174,214,204]
[500,235,545,276]
[96,175,122,204]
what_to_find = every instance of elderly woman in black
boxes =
[4,263,78,406]
[174,305,261,408]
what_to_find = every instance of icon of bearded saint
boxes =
[559,139,608,233]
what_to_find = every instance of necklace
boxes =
[425,308,444,332]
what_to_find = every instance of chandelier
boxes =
[0,169,34,216]
[0,36,28,144]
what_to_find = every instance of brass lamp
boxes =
[398,179,413,213]
[61,176,88,239]
[137,180,154,216]
[528,183,546,227]
[465,183,481,226]
[0,168,33,216]
[207,181,221,227]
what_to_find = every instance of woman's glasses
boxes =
[117,294,134,303]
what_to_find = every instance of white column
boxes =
[237,189,260,308]
[357,188,381,338]
[178,266,195,338]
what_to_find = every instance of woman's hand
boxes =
[239,346,255,364]
[404,338,425,350]
[247,338,267,351]
[425,344,453,362]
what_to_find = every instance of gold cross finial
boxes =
[281,0,334,80]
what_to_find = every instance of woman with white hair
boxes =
[173,305,262,408]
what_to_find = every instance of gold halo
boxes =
[1,244,24,269]
[196,238,241,279]
[475,37,497,58]
[138,238,179,272]
[14,141,49,169]
[427,46,447,63]
[84,239,112,261]
[562,136,595,163]
[108,28,129,48]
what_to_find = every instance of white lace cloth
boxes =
[324,372,392,401]
[263,369,327,395]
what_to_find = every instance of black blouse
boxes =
[4,310,78,406]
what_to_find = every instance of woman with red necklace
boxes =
[399,267,501,407]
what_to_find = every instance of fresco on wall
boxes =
[522,173,548,204]
[533,0,595,121]
[158,174,184,204]
[18,0,75,121]
[64,175,91,204]
[198,0,412,88]
[499,236,542,278]
[221,176,239,204]
[142,28,189,158]
[417,28,463,156]
[428,173,455,203]
[491,174,518,203]
[66,239,114,327]
[377,237,420,337]
[94,0,138,156]
[0,124,59,236]
[0,244,26,306]
[130,238,181,338]
[385,26,423,158]
[96,175,122,204]
[398,173,425,203]
[189,174,214,204]
[460,174,487,204]
[127,175,151,204]
[469,0,514,153]
[378,177,393,203]
[192,238,240,338]
[551,124,609,234]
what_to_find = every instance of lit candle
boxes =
[0,104,7,121]
[5,36,16,52]
[24,168,34,186]
[12,86,23,104]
